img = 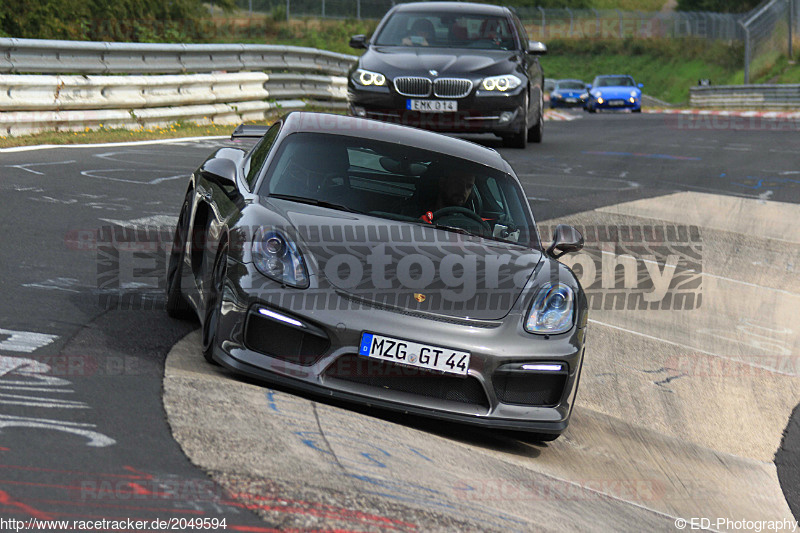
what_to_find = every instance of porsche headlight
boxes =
[253,228,309,288]
[354,69,386,86]
[524,282,574,334]
[481,75,522,92]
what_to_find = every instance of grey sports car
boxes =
[166,111,588,440]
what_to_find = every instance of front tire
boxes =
[504,92,529,149]
[166,192,193,319]
[528,91,544,143]
[201,240,228,365]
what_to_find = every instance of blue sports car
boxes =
[583,75,643,113]
[549,79,587,109]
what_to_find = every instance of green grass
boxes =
[541,38,799,104]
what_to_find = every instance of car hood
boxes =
[361,46,519,79]
[267,199,542,321]
[592,86,640,98]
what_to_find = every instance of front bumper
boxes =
[348,83,527,136]
[587,97,641,111]
[550,95,586,108]
[210,260,586,434]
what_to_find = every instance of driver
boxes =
[400,166,477,223]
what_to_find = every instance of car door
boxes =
[510,12,543,122]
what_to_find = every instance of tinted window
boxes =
[556,81,585,90]
[594,76,635,87]
[243,123,280,190]
[259,132,535,247]
[374,11,515,51]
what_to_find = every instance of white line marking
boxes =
[99,215,179,228]
[80,168,187,185]
[0,414,115,447]
[0,329,58,353]
[0,136,229,153]
[5,160,77,175]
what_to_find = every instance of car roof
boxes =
[280,112,509,171]
[556,79,585,84]
[595,74,634,78]
[392,1,510,16]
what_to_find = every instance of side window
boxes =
[511,14,529,50]
[244,123,280,191]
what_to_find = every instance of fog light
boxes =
[597,97,604,104]
[629,97,635,103]
[499,111,513,124]
[353,106,366,117]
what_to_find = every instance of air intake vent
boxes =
[325,354,489,408]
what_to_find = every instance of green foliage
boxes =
[0,0,235,42]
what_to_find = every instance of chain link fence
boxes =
[741,0,798,82]
[230,0,792,43]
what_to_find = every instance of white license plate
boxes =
[407,99,458,113]
[609,100,625,106]
[359,332,470,376]
[566,98,578,103]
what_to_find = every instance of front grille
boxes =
[493,372,567,407]
[394,77,432,97]
[244,312,330,366]
[325,354,489,408]
[433,78,473,98]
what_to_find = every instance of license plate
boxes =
[407,99,458,113]
[609,100,625,106]
[359,332,470,376]
[566,98,578,103]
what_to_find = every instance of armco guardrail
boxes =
[0,38,357,136]
[690,84,800,109]
[0,38,356,75]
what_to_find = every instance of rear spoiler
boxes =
[230,124,269,139]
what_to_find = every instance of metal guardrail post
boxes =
[538,7,546,39]
[741,21,751,84]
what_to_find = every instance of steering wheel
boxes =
[432,206,491,234]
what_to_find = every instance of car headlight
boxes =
[580,92,589,99]
[630,91,638,97]
[524,282,574,334]
[551,90,561,97]
[481,75,521,92]
[354,69,386,87]
[594,91,602,98]
[253,228,309,288]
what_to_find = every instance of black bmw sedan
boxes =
[347,2,547,149]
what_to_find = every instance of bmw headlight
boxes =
[481,75,522,92]
[354,69,386,87]
[524,282,574,334]
[551,90,561,98]
[253,228,309,288]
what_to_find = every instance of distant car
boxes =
[166,111,588,440]
[347,1,548,149]
[583,75,643,113]
[549,79,587,109]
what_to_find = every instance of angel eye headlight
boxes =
[253,228,309,288]
[355,69,386,86]
[481,75,521,92]
[525,282,575,334]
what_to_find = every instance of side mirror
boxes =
[201,157,238,190]
[585,84,592,90]
[546,224,584,259]
[349,34,367,49]
[527,41,547,55]
[638,83,644,89]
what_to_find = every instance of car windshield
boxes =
[373,11,516,51]
[258,132,536,247]
[594,76,635,87]
[556,81,584,90]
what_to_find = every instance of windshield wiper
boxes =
[269,194,360,213]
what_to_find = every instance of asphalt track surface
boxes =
[1,111,798,531]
